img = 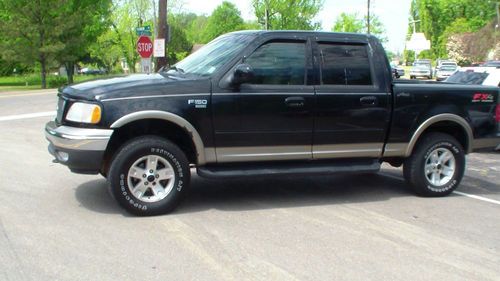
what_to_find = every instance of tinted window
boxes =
[319,43,372,85]
[245,42,305,85]
[446,71,489,84]
[169,34,252,76]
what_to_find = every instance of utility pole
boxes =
[367,0,371,34]
[155,0,168,71]
[264,0,269,30]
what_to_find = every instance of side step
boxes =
[196,159,381,179]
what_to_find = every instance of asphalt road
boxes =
[0,90,499,281]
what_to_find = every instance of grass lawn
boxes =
[0,74,118,92]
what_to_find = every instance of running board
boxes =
[196,159,381,179]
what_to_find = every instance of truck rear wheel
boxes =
[108,136,190,216]
[403,133,465,197]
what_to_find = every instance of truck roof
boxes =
[227,30,375,41]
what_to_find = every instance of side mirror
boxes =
[232,64,254,86]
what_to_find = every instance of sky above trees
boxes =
[183,0,412,52]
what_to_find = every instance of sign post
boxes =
[137,35,153,73]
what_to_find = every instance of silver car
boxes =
[436,65,458,81]
[410,64,431,79]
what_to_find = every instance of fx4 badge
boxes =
[472,93,494,103]
[188,99,208,108]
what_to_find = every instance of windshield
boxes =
[164,34,253,76]
[446,71,488,84]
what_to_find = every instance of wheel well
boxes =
[418,121,469,152]
[101,119,197,176]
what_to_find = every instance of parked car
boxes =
[413,59,433,79]
[79,67,106,75]
[446,67,500,87]
[45,31,500,215]
[481,61,500,68]
[390,63,405,78]
[410,64,432,79]
[436,65,458,81]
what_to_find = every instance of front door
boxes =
[212,39,315,163]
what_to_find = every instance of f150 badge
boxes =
[472,93,494,103]
[188,99,208,108]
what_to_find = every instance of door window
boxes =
[318,43,372,85]
[245,41,306,85]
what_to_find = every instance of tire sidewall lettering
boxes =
[423,141,462,192]
[116,146,186,211]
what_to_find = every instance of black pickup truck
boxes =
[45,31,500,215]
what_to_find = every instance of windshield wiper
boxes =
[168,66,185,74]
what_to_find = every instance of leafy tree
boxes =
[407,0,497,60]
[332,12,387,43]
[252,0,323,30]
[0,0,111,88]
[167,14,194,63]
[110,0,153,73]
[332,12,364,33]
[202,1,244,43]
[89,29,124,72]
[55,0,112,83]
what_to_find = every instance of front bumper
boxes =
[45,121,113,174]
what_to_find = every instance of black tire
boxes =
[410,76,415,79]
[403,133,465,197]
[108,136,190,216]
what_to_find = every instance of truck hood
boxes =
[60,73,207,101]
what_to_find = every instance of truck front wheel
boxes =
[403,133,465,196]
[108,136,190,216]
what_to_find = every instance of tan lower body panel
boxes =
[213,143,387,163]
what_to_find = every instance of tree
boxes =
[252,0,323,30]
[332,13,387,43]
[332,12,364,33]
[407,0,497,60]
[55,0,112,83]
[0,0,111,88]
[108,0,153,73]
[202,1,244,43]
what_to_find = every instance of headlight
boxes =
[65,102,102,124]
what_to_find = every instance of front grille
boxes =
[56,97,66,123]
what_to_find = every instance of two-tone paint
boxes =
[51,31,499,174]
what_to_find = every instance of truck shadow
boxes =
[74,171,499,216]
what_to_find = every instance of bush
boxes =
[47,76,68,88]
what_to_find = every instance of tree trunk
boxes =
[40,55,47,89]
[65,62,74,84]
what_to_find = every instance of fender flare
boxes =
[405,113,473,156]
[110,110,207,165]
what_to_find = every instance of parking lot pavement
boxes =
[0,93,499,281]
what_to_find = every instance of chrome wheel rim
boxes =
[424,148,455,186]
[127,155,176,203]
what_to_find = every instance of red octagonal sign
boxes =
[137,36,153,58]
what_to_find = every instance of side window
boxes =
[319,43,373,86]
[245,41,306,85]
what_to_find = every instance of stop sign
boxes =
[137,36,153,58]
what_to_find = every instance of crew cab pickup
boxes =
[45,31,500,215]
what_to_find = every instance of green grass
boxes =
[0,73,117,90]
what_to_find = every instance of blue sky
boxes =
[182,0,413,52]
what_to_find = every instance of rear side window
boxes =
[318,43,372,85]
[245,41,306,85]
[446,72,489,84]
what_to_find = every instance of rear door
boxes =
[312,38,391,159]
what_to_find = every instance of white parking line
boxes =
[0,111,55,122]
[379,172,500,206]
[453,191,500,205]
[0,91,56,99]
